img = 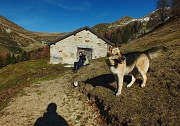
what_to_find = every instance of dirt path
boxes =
[0,75,104,126]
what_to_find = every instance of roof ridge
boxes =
[47,26,113,46]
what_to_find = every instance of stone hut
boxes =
[48,26,113,64]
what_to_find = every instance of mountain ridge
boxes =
[0,8,171,54]
[92,8,172,44]
[0,16,66,54]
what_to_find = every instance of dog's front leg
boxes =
[116,74,124,96]
[114,75,118,93]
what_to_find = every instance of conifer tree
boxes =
[27,51,30,60]
[11,53,17,64]
[122,27,130,43]
[16,55,20,63]
[21,51,27,62]
[6,53,11,66]
[0,56,3,68]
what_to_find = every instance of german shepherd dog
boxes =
[106,44,167,96]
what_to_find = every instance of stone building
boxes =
[48,26,113,64]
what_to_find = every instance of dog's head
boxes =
[107,43,125,65]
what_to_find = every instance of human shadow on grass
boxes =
[84,74,142,92]
[34,103,69,126]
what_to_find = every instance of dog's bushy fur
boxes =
[106,45,167,96]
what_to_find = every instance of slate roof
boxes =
[47,26,114,46]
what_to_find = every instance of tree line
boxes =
[102,0,180,45]
[156,0,180,22]
[103,21,143,44]
[0,46,50,69]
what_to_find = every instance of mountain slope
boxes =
[0,16,66,54]
[92,8,172,44]
[0,8,172,54]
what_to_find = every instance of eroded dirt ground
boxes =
[0,75,105,126]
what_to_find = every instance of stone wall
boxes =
[50,30,108,64]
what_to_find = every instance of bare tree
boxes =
[171,0,180,16]
[156,0,171,22]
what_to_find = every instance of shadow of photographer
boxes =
[34,103,69,126]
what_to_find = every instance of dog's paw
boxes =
[127,84,132,88]
[115,88,121,95]
[115,92,121,96]
[141,84,145,87]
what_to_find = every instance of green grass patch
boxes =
[76,115,82,120]
[37,90,43,96]
[0,102,8,111]
[0,59,71,111]
[17,90,27,97]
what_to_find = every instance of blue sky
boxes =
[0,0,157,32]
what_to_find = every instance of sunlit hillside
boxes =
[73,16,180,125]
[0,16,66,54]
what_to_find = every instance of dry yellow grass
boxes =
[120,16,180,53]
[72,16,180,125]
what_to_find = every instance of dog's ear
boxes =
[107,45,112,56]
[114,43,118,47]
[114,45,122,57]
[107,45,112,51]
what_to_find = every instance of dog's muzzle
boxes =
[115,56,125,64]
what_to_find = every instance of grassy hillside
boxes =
[92,9,172,44]
[0,16,66,54]
[73,16,180,125]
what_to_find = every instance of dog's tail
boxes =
[145,46,168,59]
